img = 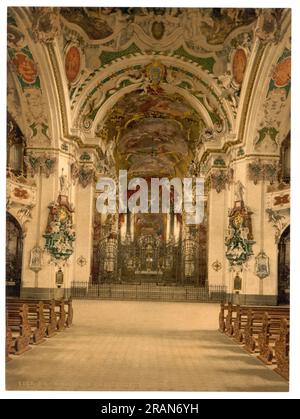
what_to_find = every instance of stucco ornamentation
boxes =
[24,154,57,178]
[210,169,229,193]
[266,208,287,243]
[32,7,61,44]
[44,195,76,261]
[71,163,95,188]
[225,201,255,267]
[255,9,282,44]
[248,160,279,185]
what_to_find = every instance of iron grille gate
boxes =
[71,282,227,302]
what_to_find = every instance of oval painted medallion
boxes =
[232,49,247,85]
[272,56,291,87]
[152,21,165,40]
[65,46,81,83]
[12,52,37,84]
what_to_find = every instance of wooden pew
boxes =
[219,302,290,380]
[221,302,290,343]
[257,311,290,365]
[7,297,70,334]
[218,301,228,333]
[227,304,261,339]
[225,303,263,337]
[46,298,72,330]
[233,305,249,343]
[6,310,12,362]
[244,307,290,354]
[42,300,57,337]
[243,309,260,353]
[6,300,46,345]
[16,299,57,337]
[56,300,66,331]
[274,318,290,381]
[225,303,237,336]
[6,303,32,355]
[65,298,73,327]
[233,306,286,344]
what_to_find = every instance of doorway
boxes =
[278,225,290,304]
[6,212,23,297]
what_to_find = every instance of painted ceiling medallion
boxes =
[272,56,291,88]
[65,46,81,83]
[11,52,38,85]
[152,21,165,40]
[232,48,247,85]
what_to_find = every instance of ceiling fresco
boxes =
[59,7,261,123]
[7,7,290,180]
[60,8,114,41]
[55,7,288,158]
[60,7,257,48]
[100,88,204,178]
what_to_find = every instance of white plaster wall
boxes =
[207,187,227,288]
[21,173,57,296]
[74,183,94,283]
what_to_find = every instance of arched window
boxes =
[7,114,26,176]
[280,133,290,184]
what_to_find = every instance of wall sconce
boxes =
[255,251,270,279]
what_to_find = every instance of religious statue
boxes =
[234,180,245,202]
[59,168,70,195]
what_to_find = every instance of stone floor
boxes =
[6,300,289,392]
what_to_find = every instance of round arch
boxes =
[71,54,235,141]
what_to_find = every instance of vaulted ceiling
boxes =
[7,7,291,179]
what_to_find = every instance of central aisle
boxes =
[6,300,288,392]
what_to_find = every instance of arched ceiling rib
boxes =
[71,56,233,139]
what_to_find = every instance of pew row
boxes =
[274,318,290,381]
[7,297,73,331]
[243,308,289,354]
[6,303,32,355]
[218,302,290,381]
[6,298,74,361]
